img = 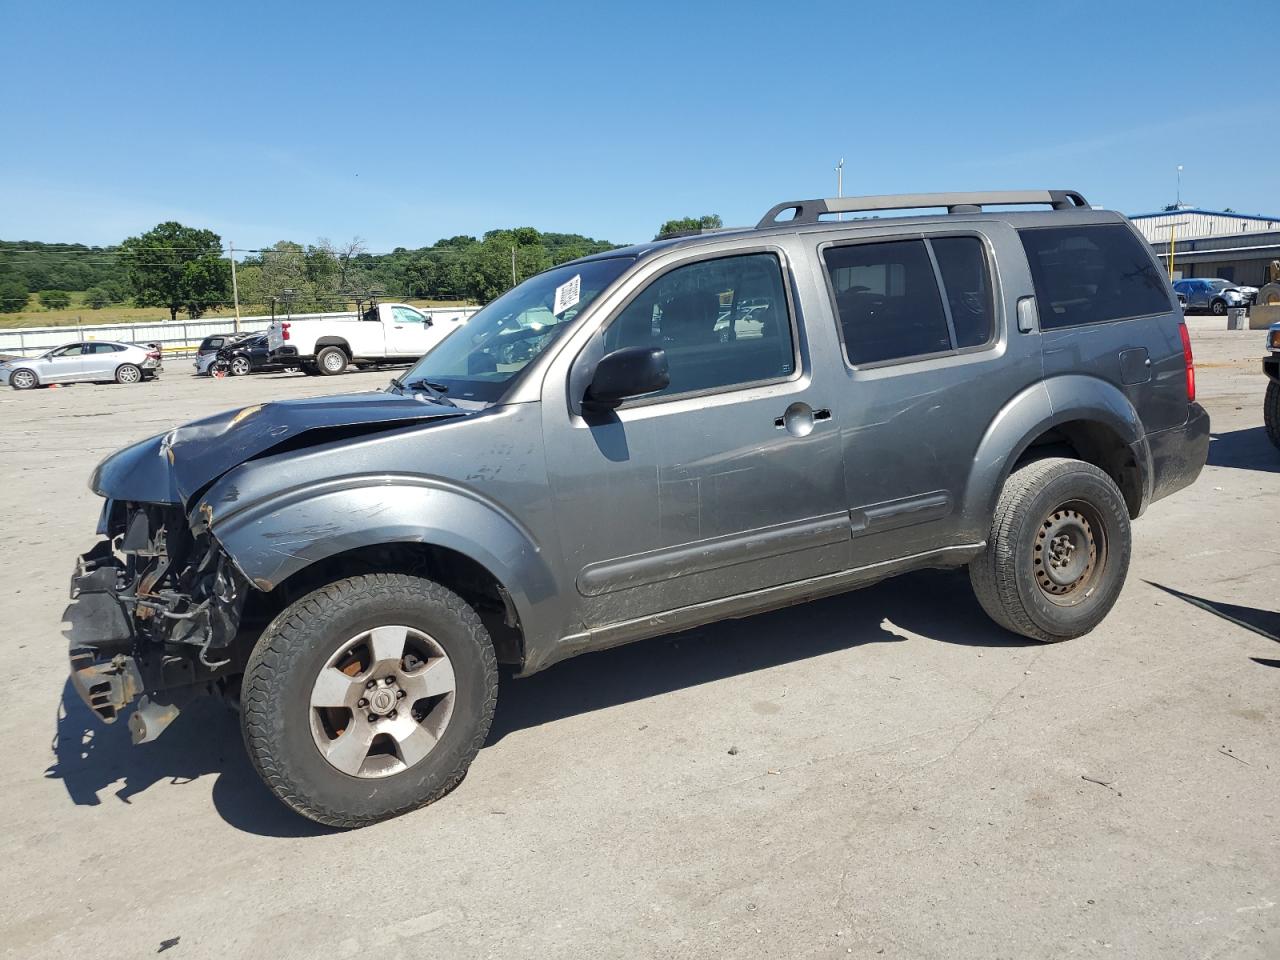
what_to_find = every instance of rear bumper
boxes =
[1146,402,1210,506]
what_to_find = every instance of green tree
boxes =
[654,215,722,240]
[0,271,28,313]
[85,286,112,309]
[41,289,72,310]
[120,221,230,320]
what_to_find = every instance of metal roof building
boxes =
[1130,209,1280,286]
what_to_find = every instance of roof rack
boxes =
[756,189,1090,229]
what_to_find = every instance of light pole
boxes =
[835,157,845,220]
[1176,164,1184,208]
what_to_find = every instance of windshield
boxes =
[396,256,634,402]
[1207,280,1232,290]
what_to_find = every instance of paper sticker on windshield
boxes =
[553,274,581,316]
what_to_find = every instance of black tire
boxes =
[229,355,251,377]
[969,457,1131,643]
[10,368,38,390]
[315,346,347,376]
[1211,299,1227,316]
[1265,380,1280,451]
[115,363,142,385]
[241,573,498,828]
[299,363,321,376]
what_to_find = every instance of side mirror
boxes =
[583,346,669,410]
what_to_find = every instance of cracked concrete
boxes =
[1,320,1277,959]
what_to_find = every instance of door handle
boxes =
[774,403,831,436]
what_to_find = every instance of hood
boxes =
[91,391,470,504]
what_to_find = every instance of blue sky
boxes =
[2,0,1275,251]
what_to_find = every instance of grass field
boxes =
[0,292,475,329]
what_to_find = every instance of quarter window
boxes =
[1019,224,1172,328]
[603,253,795,399]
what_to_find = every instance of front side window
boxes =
[1019,224,1172,328]
[602,252,795,399]
[823,239,952,364]
[398,256,634,402]
[51,344,85,357]
[392,306,425,325]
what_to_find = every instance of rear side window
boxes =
[823,238,996,365]
[1019,224,1172,328]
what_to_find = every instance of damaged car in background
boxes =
[64,189,1209,828]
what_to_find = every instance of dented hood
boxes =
[91,391,469,504]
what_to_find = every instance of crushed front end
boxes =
[65,499,250,744]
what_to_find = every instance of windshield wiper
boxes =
[401,377,457,406]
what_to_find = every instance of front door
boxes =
[385,306,433,357]
[42,343,87,382]
[543,247,850,632]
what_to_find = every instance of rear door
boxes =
[815,222,1044,565]
[82,342,122,379]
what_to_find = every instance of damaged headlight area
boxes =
[64,499,250,744]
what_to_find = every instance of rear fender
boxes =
[959,376,1151,536]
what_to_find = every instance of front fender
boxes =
[208,474,561,649]
[959,375,1152,536]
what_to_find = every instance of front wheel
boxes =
[241,573,498,828]
[969,457,1131,643]
[10,368,38,390]
[229,355,251,376]
[1211,299,1227,316]
[115,363,142,384]
[1265,381,1280,450]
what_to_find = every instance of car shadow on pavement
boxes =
[1206,427,1280,473]
[45,680,336,839]
[1147,581,1280,672]
[43,568,1022,837]
[487,567,1034,745]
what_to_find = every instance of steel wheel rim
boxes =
[322,352,344,371]
[118,365,140,383]
[309,624,456,779]
[1032,500,1106,606]
[13,371,34,388]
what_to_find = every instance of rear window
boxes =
[1019,224,1172,328]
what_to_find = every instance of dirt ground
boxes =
[1,318,1276,959]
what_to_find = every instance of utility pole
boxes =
[229,242,241,332]
[1176,164,1183,208]
[511,246,517,288]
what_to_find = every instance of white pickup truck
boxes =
[267,302,469,376]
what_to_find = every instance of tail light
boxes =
[281,322,291,341]
[1178,321,1195,403]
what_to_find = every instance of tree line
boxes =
[0,213,722,317]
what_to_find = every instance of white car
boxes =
[0,340,162,390]
[267,302,468,376]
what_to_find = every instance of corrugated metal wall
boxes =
[1130,211,1280,243]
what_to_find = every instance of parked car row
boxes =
[0,341,162,390]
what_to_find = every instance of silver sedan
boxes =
[0,340,163,390]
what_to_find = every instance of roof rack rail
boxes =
[756,190,1090,229]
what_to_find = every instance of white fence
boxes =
[0,307,482,358]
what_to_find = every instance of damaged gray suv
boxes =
[65,190,1210,827]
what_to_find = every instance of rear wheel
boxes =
[316,346,347,376]
[299,363,321,376]
[1265,381,1280,450]
[241,573,498,827]
[10,368,38,390]
[115,363,142,384]
[229,355,251,376]
[969,457,1131,643]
